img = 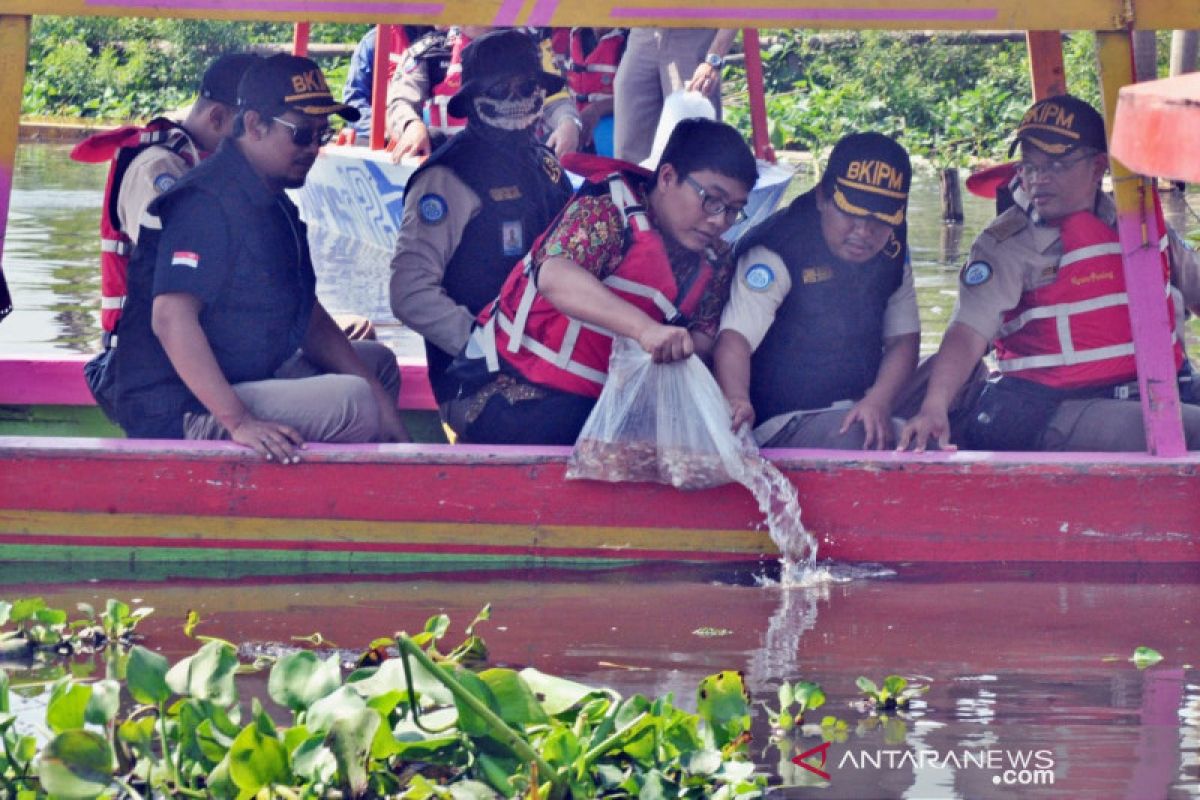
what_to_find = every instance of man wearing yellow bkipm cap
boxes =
[898,94,1200,452]
[714,132,920,449]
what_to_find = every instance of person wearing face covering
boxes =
[389,29,574,414]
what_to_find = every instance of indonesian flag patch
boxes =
[172,251,200,269]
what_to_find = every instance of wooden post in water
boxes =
[0,16,30,313]
[1133,30,1159,82]
[1026,31,1066,99]
[1096,29,1186,457]
[1169,30,1198,75]
[939,167,963,222]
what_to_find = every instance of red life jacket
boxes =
[566,28,624,111]
[995,208,1183,389]
[473,155,713,398]
[427,31,469,136]
[70,118,199,333]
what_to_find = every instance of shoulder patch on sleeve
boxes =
[418,193,448,224]
[960,260,993,287]
[743,263,775,292]
[986,208,1028,242]
[153,173,178,194]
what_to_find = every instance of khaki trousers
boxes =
[183,341,400,444]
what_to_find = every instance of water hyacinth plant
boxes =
[1,606,767,798]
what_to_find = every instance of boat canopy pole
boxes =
[741,29,775,163]
[1025,31,1066,99]
[1096,29,1187,456]
[292,22,309,56]
[370,24,394,150]
[0,16,30,317]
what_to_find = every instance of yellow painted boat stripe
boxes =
[0,510,775,555]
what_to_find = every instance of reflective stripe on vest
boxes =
[995,210,1181,387]
[567,28,624,110]
[427,33,468,135]
[475,167,708,397]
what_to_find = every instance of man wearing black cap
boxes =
[899,94,1200,452]
[389,28,574,412]
[111,54,408,459]
[71,52,259,336]
[713,132,919,450]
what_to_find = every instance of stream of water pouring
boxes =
[730,454,818,586]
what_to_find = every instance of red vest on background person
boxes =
[70,118,199,333]
[566,28,624,111]
[427,31,470,136]
[995,208,1183,389]
[473,156,713,398]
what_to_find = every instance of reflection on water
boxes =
[9,143,1196,357]
[3,562,1198,799]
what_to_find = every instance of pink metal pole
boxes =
[1097,30,1186,456]
[741,29,775,163]
[292,22,310,56]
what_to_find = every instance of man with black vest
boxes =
[111,54,408,461]
[714,132,919,449]
[389,28,574,413]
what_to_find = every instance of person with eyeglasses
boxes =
[433,117,756,445]
[109,54,409,458]
[898,94,1200,452]
[389,29,575,416]
[712,132,919,450]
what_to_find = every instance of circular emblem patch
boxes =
[153,173,178,193]
[418,193,448,224]
[744,263,775,292]
[961,260,993,287]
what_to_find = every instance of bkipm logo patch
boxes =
[744,263,775,292]
[418,193,448,224]
[153,173,177,193]
[961,260,993,287]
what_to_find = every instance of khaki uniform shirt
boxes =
[953,194,1200,343]
[388,165,481,357]
[719,244,919,351]
[117,145,191,245]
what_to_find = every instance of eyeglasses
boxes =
[272,116,335,148]
[1016,152,1094,181]
[682,174,748,223]
[481,78,541,102]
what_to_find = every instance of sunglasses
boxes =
[272,116,335,147]
[480,78,541,102]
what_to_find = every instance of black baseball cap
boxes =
[447,29,565,118]
[236,53,360,122]
[1009,94,1107,157]
[199,53,260,106]
[822,132,911,227]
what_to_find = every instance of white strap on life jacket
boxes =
[602,274,679,321]
[100,295,125,310]
[491,308,608,385]
[100,238,131,256]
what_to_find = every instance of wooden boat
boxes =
[2,1,1199,569]
[3,354,1199,567]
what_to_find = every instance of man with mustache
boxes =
[898,95,1200,452]
[389,29,574,419]
[111,55,408,461]
[714,132,920,450]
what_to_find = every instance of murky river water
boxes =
[3,144,1200,798]
[3,563,1198,798]
[7,143,1195,357]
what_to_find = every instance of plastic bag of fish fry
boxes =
[566,336,759,489]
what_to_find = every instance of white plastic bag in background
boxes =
[566,336,758,489]
[639,89,717,171]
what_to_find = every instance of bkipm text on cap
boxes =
[1008,94,1107,157]
[236,54,360,122]
[822,132,911,227]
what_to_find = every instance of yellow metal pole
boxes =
[1095,29,1186,456]
[0,16,31,308]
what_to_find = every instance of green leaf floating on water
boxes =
[37,730,113,799]
[1132,646,1163,669]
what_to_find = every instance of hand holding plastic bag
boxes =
[567,336,759,489]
